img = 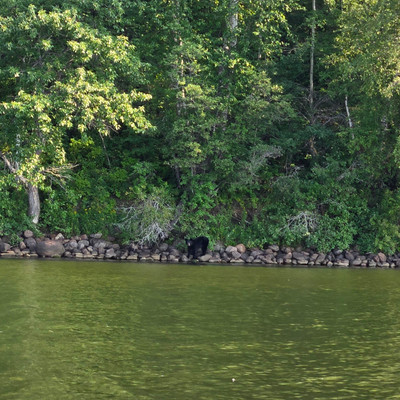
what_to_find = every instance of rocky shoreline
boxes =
[1,230,400,268]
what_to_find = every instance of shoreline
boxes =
[0,230,399,269]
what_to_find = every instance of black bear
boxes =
[185,236,209,259]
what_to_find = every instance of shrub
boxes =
[115,187,176,245]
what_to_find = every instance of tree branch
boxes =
[0,151,28,186]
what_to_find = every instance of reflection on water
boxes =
[1,259,400,399]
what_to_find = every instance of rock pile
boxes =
[1,231,400,268]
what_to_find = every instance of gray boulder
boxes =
[0,242,11,253]
[198,254,212,262]
[225,246,237,253]
[24,237,37,251]
[36,240,65,257]
[236,244,246,253]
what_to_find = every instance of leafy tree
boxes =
[330,0,400,173]
[0,6,152,224]
[0,0,397,253]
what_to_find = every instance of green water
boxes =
[1,260,400,399]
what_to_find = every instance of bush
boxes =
[0,179,34,237]
[40,168,118,236]
[115,187,176,245]
[370,190,400,254]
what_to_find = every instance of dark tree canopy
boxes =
[1,0,399,253]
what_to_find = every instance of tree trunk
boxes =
[307,0,318,154]
[227,0,238,48]
[28,183,40,225]
[309,0,316,108]
[0,151,41,224]
[345,95,355,140]
[217,0,239,130]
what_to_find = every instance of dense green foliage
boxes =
[1,0,400,253]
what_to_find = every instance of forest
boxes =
[1,0,400,253]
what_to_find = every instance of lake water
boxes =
[1,259,400,399]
